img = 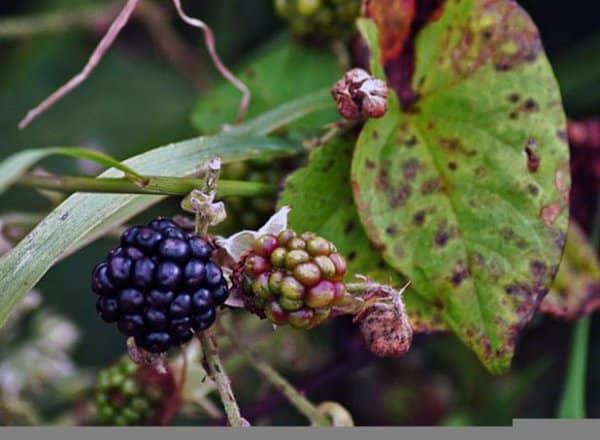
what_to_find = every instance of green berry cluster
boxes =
[94,357,174,426]
[274,0,361,41]
[238,230,348,329]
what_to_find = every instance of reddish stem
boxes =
[18,0,141,129]
[171,0,250,123]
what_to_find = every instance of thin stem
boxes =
[304,120,357,150]
[18,0,141,129]
[16,173,275,198]
[197,331,247,427]
[224,323,331,426]
[171,0,250,123]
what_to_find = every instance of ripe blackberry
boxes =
[95,356,178,426]
[274,0,361,41]
[91,218,229,353]
[235,229,347,329]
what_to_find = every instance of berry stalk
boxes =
[16,173,275,198]
[198,331,248,427]
[223,321,331,426]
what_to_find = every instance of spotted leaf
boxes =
[352,1,569,373]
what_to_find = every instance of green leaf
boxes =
[557,316,590,418]
[190,37,341,134]
[542,222,600,320]
[0,147,144,197]
[355,18,385,80]
[352,0,569,372]
[278,137,446,332]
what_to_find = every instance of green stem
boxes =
[0,4,115,39]
[557,316,590,418]
[16,173,274,198]
[224,323,331,426]
[198,331,247,427]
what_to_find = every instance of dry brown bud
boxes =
[331,68,388,120]
[359,302,413,357]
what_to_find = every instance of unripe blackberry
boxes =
[235,230,347,329]
[91,218,229,353]
[274,0,361,42]
[95,356,178,426]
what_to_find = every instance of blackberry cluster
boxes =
[92,218,229,353]
[236,229,347,329]
[95,356,176,426]
[274,0,361,41]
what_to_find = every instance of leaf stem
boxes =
[197,331,248,426]
[223,322,331,426]
[15,173,275,198]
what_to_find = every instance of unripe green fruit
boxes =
[273,0,361,42]
[94,356,177,426]
[236,229,347,329]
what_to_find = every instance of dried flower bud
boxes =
[359,305,413,357]
[353,279,413,357]
[331,68,388,120]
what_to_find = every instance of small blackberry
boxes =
[234,229,347,329]
[92,218,229,353]
[95,356,178,426]
[274,0,361,41]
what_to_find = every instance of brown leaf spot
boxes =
[540,202,561,228]
[527,183,539,196]
[344,220,355,234]
[385,224,398,236]
[524,138,540,172]
[402,158,420,180]
[421,178,441,194]
[404,135,418,147]
[438,137,476,156]
[434,229,450,247]
[365,159,376,169]
[530,260,547,277]
[450,263,470,286]
[522,98,539,112]
[507,93,520,103]
[474,166,487,177]
[413,210,426,226]
[448,161,458,171]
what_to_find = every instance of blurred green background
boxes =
[0,0,599,425]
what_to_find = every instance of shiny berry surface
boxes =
[91,218,229,353]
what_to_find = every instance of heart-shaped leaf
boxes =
[352,1,569,372]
